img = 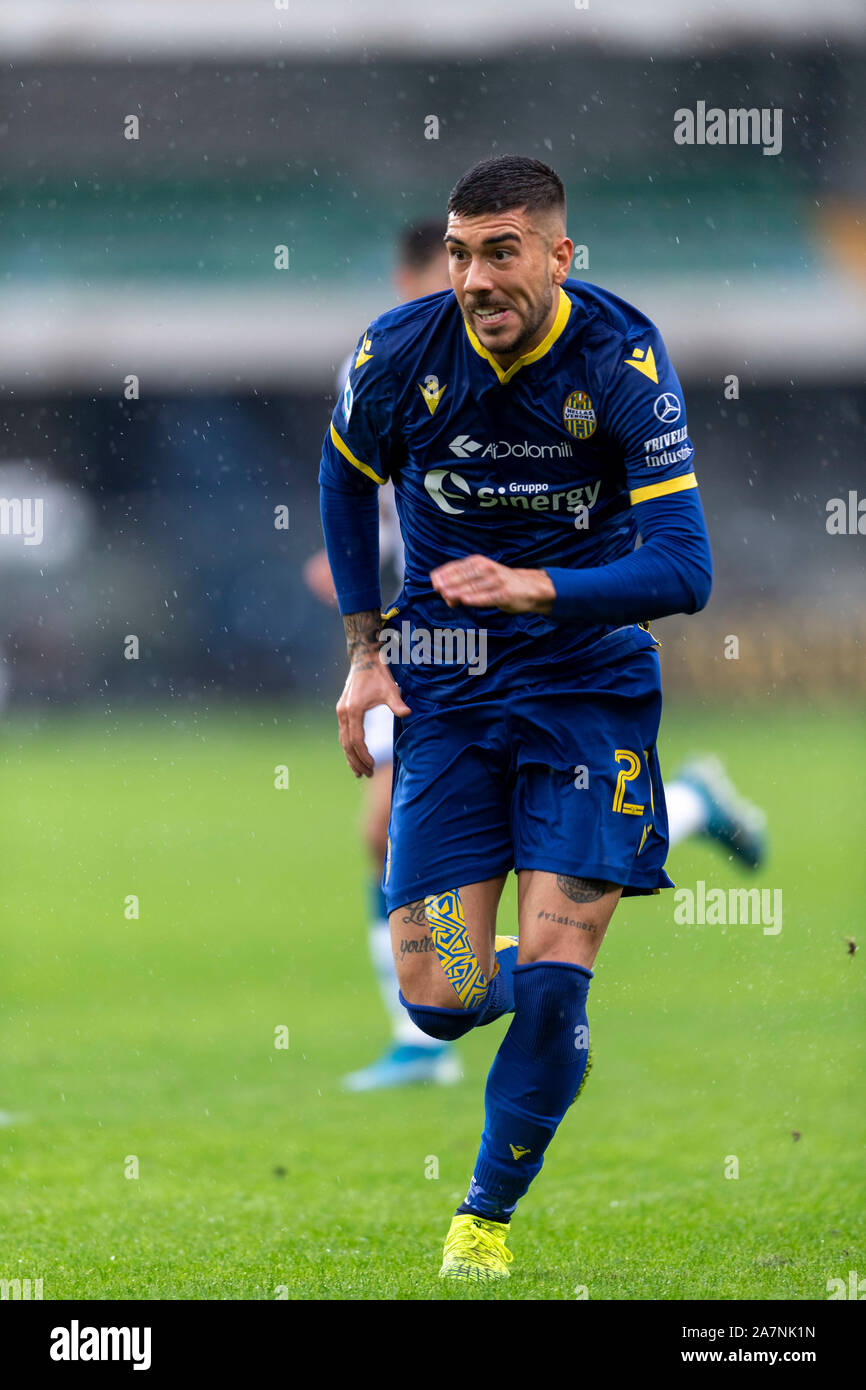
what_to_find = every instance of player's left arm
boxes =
[541,325,712,622]
[432,325,713,619]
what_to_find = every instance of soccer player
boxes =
[310,220,766,1097]
[319,153,725,1279]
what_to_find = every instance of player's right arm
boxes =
[334,608,409,778]
[319,324,411,777]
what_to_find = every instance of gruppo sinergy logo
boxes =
[425,467,601,517]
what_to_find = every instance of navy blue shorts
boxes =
[383,642,672,913]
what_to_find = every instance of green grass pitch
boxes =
[1,700,863,1300]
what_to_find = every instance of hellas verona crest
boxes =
[562,389,596,440]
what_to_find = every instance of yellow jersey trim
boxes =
[329,421,386,486]
[463,285,572,385]
[630,472,697,506]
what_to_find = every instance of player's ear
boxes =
[551,236,574,284]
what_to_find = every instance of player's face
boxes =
[445,206,572,365]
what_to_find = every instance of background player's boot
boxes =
[569,1042,593,1105]
[439,1213,514,1281]
[676,755,768,870]
[341,1042,461,1092]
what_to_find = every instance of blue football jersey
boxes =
[320,277,701,699]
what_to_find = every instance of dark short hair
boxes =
[447,155,565,222]
[397,219,447,271]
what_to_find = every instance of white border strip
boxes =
[0,1,863,60]
[1,275,864,388]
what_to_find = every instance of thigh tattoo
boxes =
[399,900,429,929]
[556,873,618,904]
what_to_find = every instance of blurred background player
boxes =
[305,219,768,1094]
[304,220,463,1090]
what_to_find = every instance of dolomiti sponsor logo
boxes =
[424,467,601,517]
[448,435,482,459]
[449,435,574,461]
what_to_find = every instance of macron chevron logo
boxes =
[449,434,483,459]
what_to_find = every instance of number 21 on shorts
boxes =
[612,748,646,817]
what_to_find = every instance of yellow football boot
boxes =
[438,1213,514,1281]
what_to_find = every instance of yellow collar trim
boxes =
[463,285,572,384]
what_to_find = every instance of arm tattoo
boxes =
[400,901,428,929]
[343,609,381,669]
[556,874,617,904]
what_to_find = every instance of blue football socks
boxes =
[457,961,592,1222]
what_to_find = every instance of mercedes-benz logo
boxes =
[653,392,681,424]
